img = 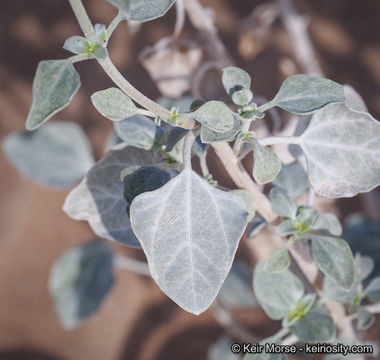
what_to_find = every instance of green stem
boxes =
[68,0,96,41]
[257,100,275,113]
[107,11,124,39]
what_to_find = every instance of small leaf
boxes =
[130,168,248,314]
[48,239,114,330]
[121,165,172,214]
[91,87,137,121]
[364,277,380,302]
[232,88,253,107]
[323,276,359,304]
[283,293,316,327]
[114,115,160,150]
[272,161,309,197]
[261,74,344,114]
[253,261,304,320]
[355,253,374,281]
[289,304,335,343]
[265,248,291,273]
[269,187,297,220]
[310,235,356,289]
[26,59,81,130]
[63,36,89,55]
[277,220,298,236]
[218,261,256,308]
[200,115,241,144]
[311,212,343,236]
[294,206,318,233]
[3,122,94,189]
[63,144,161,247]
[193,101,234,133]
[252,142,281,184]
[107,0,176,22]
[222,66,251,96]
[299,103,380,198]
[230,190,255,222]
[357,307,375,331]
[94,23,107,42]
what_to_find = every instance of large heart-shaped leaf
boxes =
[130,168,248,314]
[49,239,114,330]
[63,144,161,247]
[3,121,94,189]
[259,75,344,114]
[298,103,380,197]
[26,59,81,130]
[107,0,176,22]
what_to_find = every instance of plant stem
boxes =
[258,136,300,146]
[107,11,124,39]
[68,0,96,41]
[136,108,156,117]
[113,254,150,276]
[183,130,196,169]
[97,57,195,128]
[211,142,277,222]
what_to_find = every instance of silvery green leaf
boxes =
[243,336,288,360]
[230,190,255,222]
[298,103,380,198]
[232,88,253,106]
[357,307,375,331]
[289,304,335,343]
[91,87,137,121]
[218,261,256,308]
[344,85,368,112]
[103,130,122,153]
[247,217,266,239]
[355,253,374,281]
[272,161,309,197]
[26,59,81,130]
[208,336,240,360]
[222,66,251,96]
[3,121,94,189]
[91,45,108,60]
[277,220,298,236]
[114,115,159,150]
[253,260,304,320]
[364,277,380,302]
[130,168,248,314]
[63,36,89,55]
[200,115,241,144]
[107,0,176,22]
[260,74,344,114]
[294,206,318,233]
[311,212,343,236]
[161,124,188,152]
[63,145,161,247]
[310,235,356,289]
[193,101,234,133]
[95,23,107,42]
[322,276,359,304]
[48,239,114,330]
[121,165,172,214]
[269,187,297,220]
[265,248,291,273]
[252,142,281,184]
[282,293,316,328]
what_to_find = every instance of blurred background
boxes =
[0,0,380,359]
